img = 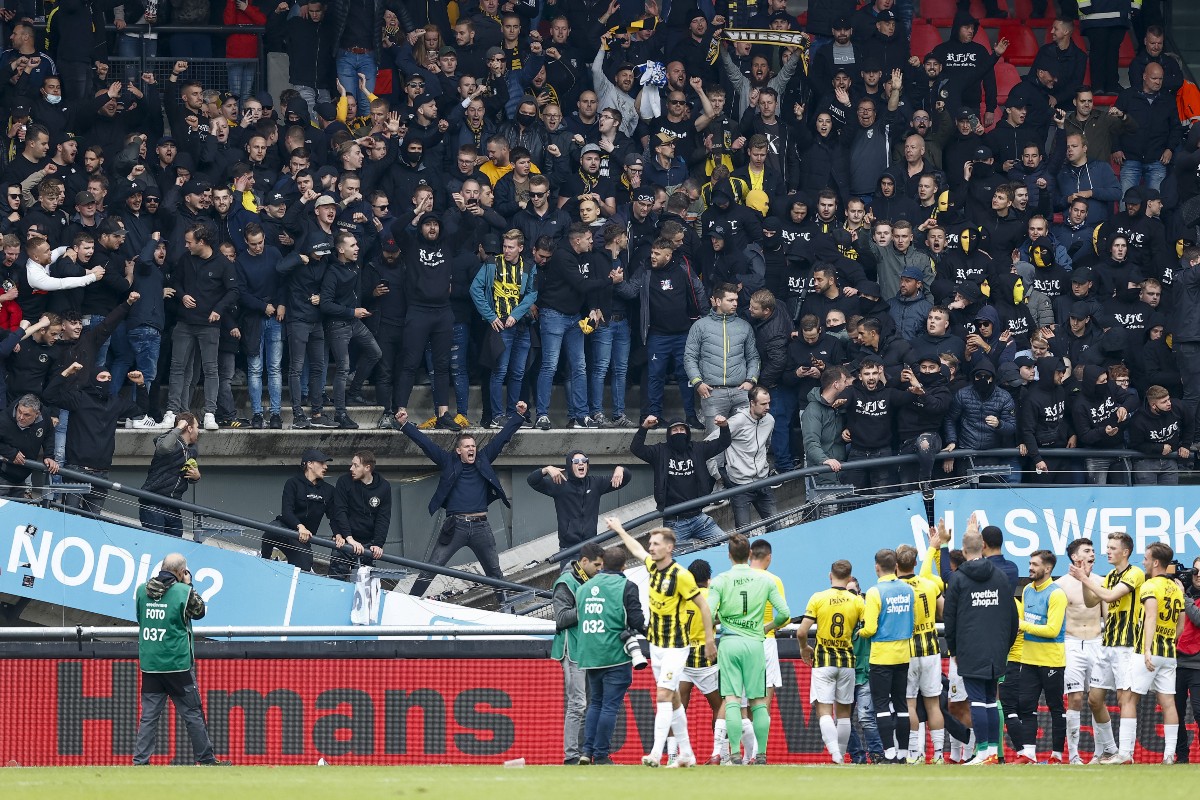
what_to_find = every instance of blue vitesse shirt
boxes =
[862,574,915,665]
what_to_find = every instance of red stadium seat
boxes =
[1119,31,1134,67]
[994,59,1020,104]
[999,23,1039,66]
[974,25,993,52]
[911,22,943,60]
[922,0,958,26]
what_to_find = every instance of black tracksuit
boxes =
[269,471,335,571]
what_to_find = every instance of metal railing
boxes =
[547,447,1182,562]
[19,461,552,601]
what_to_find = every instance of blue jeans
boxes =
[227,62,255,100]
[82,314,111,367]
[586,321,614,417]
[666,513,723,544]
[1119,159,1167,203]
[768,386,798,472]
[536,308,586,419]
[646,332,694,418]
[117,34,157,58]
[247,317,283,416]
[851,681,884,758]
[583,663,632,760]
[336,49,376,117]
[489,324,531,419]
[140,501,183,538]
[111,323,161,395]
[609,318,630,417]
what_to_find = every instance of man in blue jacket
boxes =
[395,401,527,604]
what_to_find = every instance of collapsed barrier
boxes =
[0,632,1187,766]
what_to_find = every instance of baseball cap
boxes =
[955,107,974,121]
[314,101,337,120]
[900,266,925,282]
[1142,187,1161,201]
[75,190,97,206]
[255,91,274,109]
[971,145,993,162]
[313,194,337,208]
[300,447,332,464]
[486,46,504,59]
[1005,96,1028,110]
[1014,355,1036,368]
[876,9,896,21]
[709,225,727,240]
[624,153,644,169]
[654,131,676,145]
[1123,186,1144,204]
[157,135,176,147]
[857,280,883,298]
[266,190,287,206]
[482,233,503,256]
[438,45,457,57]
[666,417,689,431]
[1069,301,1092,319]
[414,93,436,108]
[1070,266,1095,283]
[580,143,602,155]
[97,217,126,236]
[381,235,401,253]
[182,178,212,196]
[832,15,852,29]
[12,104,29,118]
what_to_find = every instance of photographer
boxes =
[133,553,228,766]
[574,546,645,766]
[552,542,605,765]
[1175,558,1200,763]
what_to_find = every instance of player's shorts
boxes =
[1064,637,1103,694]
[810,665,856,705]
[1091,646,1133,691]
[681,664,720,695]
[763,636,782,688]
[718,636,767,699]
[906,653,942,698]
[650,644,691,692]
[947,658,968,702]
[1130,654,1177,696]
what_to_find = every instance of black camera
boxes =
[1170,560,1199,596]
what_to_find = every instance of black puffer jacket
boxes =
[944,556,1018,680]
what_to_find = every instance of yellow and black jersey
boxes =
[902,573,944,658]
[646,556,700,649]
[686,586,715,668]
[761,569,786,639]
[1102,565,1145,648]
[1135,576,1185,658]
[802,587,866,669]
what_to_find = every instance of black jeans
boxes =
[140,500,183,538]
[374,322,405,412]
[395,306,452,411]
[1018,663,1066,753]
[326,319,382,413]
[261,527,314,571]
[898,432,942,487]
[1085,27,1125,94]
[328,544,375,581]
[287,320,327,415]
[411,515,505,604]
[847,446,894,493]
[868,663,910,753]
[1175,662,1200,761]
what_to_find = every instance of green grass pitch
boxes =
[0,764,1179,799]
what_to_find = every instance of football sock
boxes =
[1066,709,1080,760]
[671,705,693,758]
[819,715,840,761]
[650,701,673,759]
[751,704,770,756]
[837,717,851,758]
[1164,724,1179,759]
[712,718,727,758]
[1119,717,1136,757]
[1093,719,1114,754]
[741,716,757,759]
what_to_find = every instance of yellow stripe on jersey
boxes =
[1136,575,1185,658]
[1102,565,1146,648]
[1008,598,1025,662]
[686,586,715,668]
[902,574,943,658]
[645,556,700,649]
[759,569,786,639]
[802,586,866,669]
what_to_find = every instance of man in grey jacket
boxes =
[801,366,852,487]
[709,385,779,532]
[685,282,759,475]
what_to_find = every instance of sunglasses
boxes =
[373,203,389,209]
[669,99,686,105]
[571,457,589,464]
[529,191,548,198]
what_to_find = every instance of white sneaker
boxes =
[640,755,660,767]
[1069,756,1084,765]
[1098,751,1133,765]
[131,416,160,429]
[666,752,695,768]
[160,411,176,429]
[1162,754,1177,765]
[203,413,219,431]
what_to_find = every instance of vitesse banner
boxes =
[721,28,809,74]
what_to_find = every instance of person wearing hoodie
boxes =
[700,185,763,256]
[529,451,631,557]
[802,365,853,486]
[989,272,1035,349]
[943,361,1017,479]
[630,414,731,544]
[43,361,148,513]
[869,171,920,228]
[711,385,780,533]
[139,412,201,538]
[962,304,1015,372]
[895,355,952,490]
[1018,355,1075,484]
[887,266,933,343]
[1070,364,1138,484]
[839,356,918,492]
[1010,261,1056,331]
[943,520,1020,766]
[133,552,227,767]
[1127,385,1193,485]
[929,14,1003,128]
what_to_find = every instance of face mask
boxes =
[45,94,62,105]
[668,432,689,452]
[826,322,846,333]
[763,235,782,251]
[517,112,536,127]
[1012,278,1024,304]
[404,150,422,166]
[973,374,994,396]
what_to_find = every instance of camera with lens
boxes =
[1171,560,1200,597]
[619,630,648,670]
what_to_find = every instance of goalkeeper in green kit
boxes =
[708,533,789,764]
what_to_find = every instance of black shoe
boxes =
[686,414,704,430]
[198,759,233,766]
[335,412,359,430]
[435,412,462,431]
[592,756,615,765]
[291,412,311,429]
[269,413,283,429]
[219,417,250,428]
[564,758,580,765]
[251,413,264,429]
[566,417,580,428]
[578,755,592,765]
[346,390,368,405]
[309,414,338,429]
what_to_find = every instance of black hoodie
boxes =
[527,450,632,551]
[401,212,455,309]
[1069,365,1137,448]
[1128,394,1193,455]
[630,425,731,513]
[897,366,953,442]
[929,12,999,116]
[43,367,148,470]
[944,556,1018,680]
[1018,356,1071,458]
[839,378,917,450]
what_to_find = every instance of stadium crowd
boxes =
[0,1,1194,510]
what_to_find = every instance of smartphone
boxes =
[967,113,980,128]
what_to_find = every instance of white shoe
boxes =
[131,416,160,429]
[1162,754,1177,765]
[160,411,176,429]
[1098,751,1133,764]
[1069,756,1084,765]
[203,413,218,431]
[666,752,695,768]
[641,755,659,767]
